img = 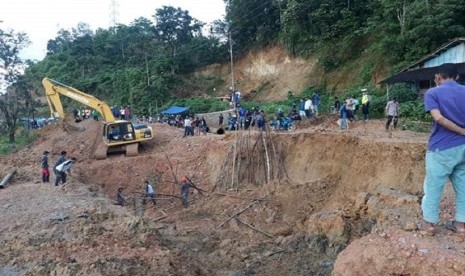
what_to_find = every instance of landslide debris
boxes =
[3,118,456,275]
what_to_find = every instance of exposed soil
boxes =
[1,117,464,275]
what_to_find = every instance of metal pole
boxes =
[229,31,235,94]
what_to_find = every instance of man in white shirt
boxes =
[304,98,314,118]
[54,157,77,186]
[145,180,156,205]
[184,117,192,137]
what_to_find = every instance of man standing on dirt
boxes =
[361,91,370,122]
[238,105,246,130]
[219,113,224,126]
[419,64,465,234]
[183,116,192,137]
[345,97,355,121]
[145,180,156,206]
[41,151,50,183]
[54,151,67,185]
[304,98,313,119]
[385,97,400,131]
[180,176,190,207]
[116,187,127,206]
[54,157,77,187]
[312,92,321,117]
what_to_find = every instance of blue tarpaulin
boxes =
[161,106,190,115]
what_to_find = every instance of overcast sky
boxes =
[0,0,226,61]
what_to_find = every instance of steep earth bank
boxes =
[3,119,461,275]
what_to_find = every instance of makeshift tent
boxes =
[161,106,190,115]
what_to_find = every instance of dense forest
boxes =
[3,0,465,121]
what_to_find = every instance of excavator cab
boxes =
[104,122,136,143]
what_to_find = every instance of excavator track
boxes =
[94,143,108,160]
[125,143,139,157]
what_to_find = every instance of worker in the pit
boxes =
[145,180,156,205]
[41,151,50,183]
[180,176,190,207]
[54,157,77,187]
[53,151,67,185]
[116,187,127,206]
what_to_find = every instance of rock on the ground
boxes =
[307,211,348,244]
[333,228,465,276]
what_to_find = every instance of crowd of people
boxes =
[335,91,400,132]
[114,177,192,208]
[39,149,193,208]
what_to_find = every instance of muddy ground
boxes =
[1,117,464,275]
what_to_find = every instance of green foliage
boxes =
[0,128,37,155]
[226,0,281,54]
[399,102,431,122]
[401,119,431,133]
[0,27,33,143]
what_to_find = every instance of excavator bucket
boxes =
[60,113,86,133]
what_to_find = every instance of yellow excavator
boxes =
[42,77,154,159]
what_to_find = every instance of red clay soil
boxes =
[1,117,464,275]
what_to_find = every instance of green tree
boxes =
[0,28,31,142]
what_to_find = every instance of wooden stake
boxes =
[231,128,238,190]
[262,129,271,183]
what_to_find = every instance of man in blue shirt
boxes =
[420,64,465,234]
[312,92,321,117]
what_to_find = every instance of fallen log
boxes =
[234,216,274,238]
[213,192,269,201]
[0,169,17,189]
[185,176,206,195]
[216,194,268,229]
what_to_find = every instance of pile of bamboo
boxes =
[214,127,288,191]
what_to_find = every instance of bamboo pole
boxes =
[262,129,271,183]
[231,127,238,190]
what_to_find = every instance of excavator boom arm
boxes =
[42,78,116,122]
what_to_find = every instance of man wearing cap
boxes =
[54,151,67,179]
[54,157,77,187]
[41,151,50,183]
[419,64,465,234]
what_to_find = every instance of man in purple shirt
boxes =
[420,63,465,234]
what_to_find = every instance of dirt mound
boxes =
[0,119,444,275]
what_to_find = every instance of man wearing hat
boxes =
[41,151,50,183]
[420,63,465,234]
[54,151,67,186]
[54,157,77,187]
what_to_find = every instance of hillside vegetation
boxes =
[18,0,465,115]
